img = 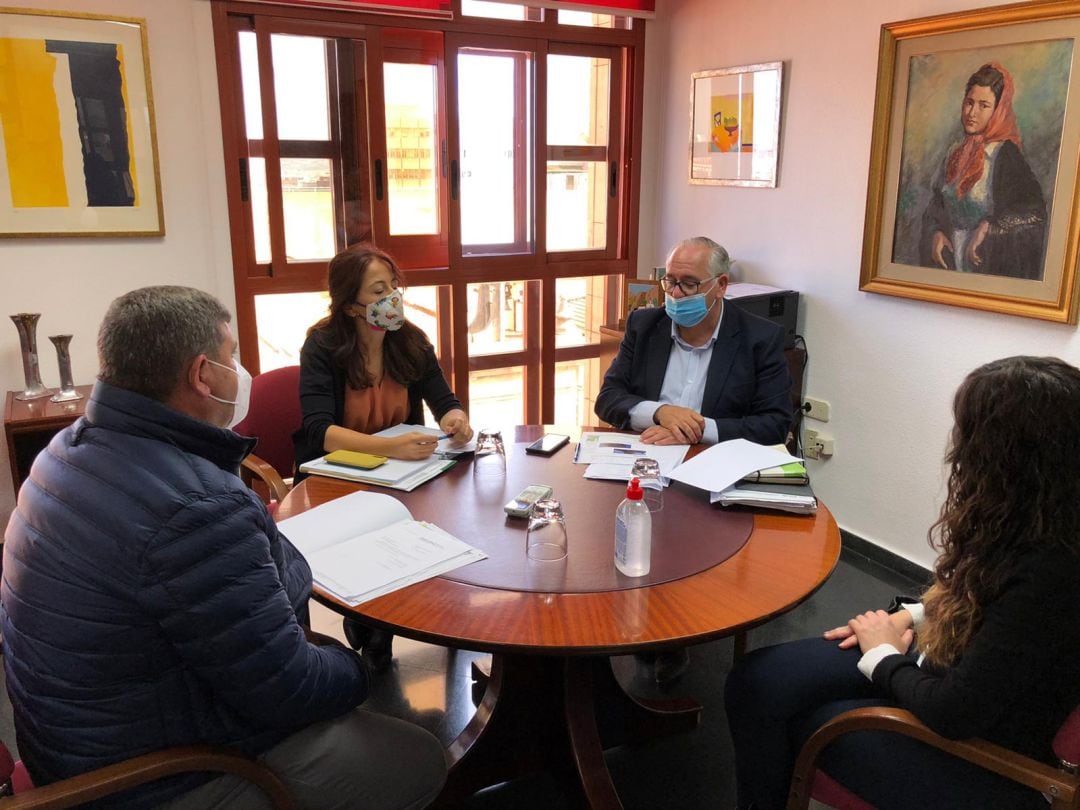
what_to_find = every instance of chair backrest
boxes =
[1054,704,1080,769]
[233,365,302,480]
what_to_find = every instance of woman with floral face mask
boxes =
[296,244,472,472]
[296,244,473,666]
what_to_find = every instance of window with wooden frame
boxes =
[212,0,645,425]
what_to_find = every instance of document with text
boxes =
[277,490,486,605]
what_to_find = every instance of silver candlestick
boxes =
[10,313,51,400]
[49,335,82,403]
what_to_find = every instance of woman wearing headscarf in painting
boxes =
[920,62,1047,280]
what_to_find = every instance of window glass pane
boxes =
[271,35,330,141]
[385,63,439,236]
[555,276,611,348]
[249,157,272,264]
[462,0,527,20]
[281,158,335,261]
[254,291,330,371]
[466,281,524,355]
[547,55,609,147]
[546,161,606,252]
[458,49,533,256]
[468,366,524,430]
[402,284,441,348]
[557,10,628,28]
[238,31,263,140]
[554,358,600,428]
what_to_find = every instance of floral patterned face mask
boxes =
[365,289,405,331]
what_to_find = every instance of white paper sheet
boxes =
[374,423,477,456]
[573,432,690,471]
[665,439,799,493]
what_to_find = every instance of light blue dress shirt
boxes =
[627,305,724,444]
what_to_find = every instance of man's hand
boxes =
[640,425,684,445]
[824,609,913,651]
[653,405,705,444]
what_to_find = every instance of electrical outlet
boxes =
[804,397,831,422]
[804,428,834,460]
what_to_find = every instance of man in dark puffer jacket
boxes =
[1,286,446,809]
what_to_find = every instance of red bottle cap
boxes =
[626,477,644,500]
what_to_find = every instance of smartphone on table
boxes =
[524,433,570,456]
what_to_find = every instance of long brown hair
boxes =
[307,244,431,390]
[919,356,1080,666]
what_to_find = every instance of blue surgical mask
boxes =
[665,280,718,328]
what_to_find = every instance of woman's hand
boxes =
[824,609,914,652]
[388,431,439,460]
[966,220,990,268]
[439,409,473,445]
[931,230,954,269]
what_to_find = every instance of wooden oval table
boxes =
[276,427,840,809]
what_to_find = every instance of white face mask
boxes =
[207,358,252,429]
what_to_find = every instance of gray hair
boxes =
[667,236,731,277]
[98,286,232,401]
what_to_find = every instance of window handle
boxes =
[374,159,384,202]
[609,161,618,198]
[238,158,249,203]
[451,159,459,201]
[441,140,448,178]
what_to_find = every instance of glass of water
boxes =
[630,457,663,512]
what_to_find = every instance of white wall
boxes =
[645,0,1080,568]
[0,0,232,530]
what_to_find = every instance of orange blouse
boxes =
[342,378,410,435]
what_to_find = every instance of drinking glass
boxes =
[630,457,663,512]
[526,498,568,561]
[473,428,506,477]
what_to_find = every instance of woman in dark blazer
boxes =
[726,355,1080,809]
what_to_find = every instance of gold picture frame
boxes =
[0,7,164,237]
[688,61,784,187]
[623,277,662,324]
[860,1,1080,323]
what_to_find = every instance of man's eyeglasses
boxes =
[660,276,717,295]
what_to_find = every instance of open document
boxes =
[373,423,477,459]
[574,432,690,484]
[277,490,486,606]
[666,439,801,494]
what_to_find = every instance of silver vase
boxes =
[10,313,51,400]
[49,335,82,403]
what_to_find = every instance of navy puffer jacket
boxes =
[1,381,368,808]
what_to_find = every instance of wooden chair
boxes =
[786,704,1080,810]
[0,741,296,809]
[234,365,302,506]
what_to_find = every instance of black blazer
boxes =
[594,304,792,445]
[294,331,462,471]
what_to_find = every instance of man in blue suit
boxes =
[596,236,792,448]
[596,237,793,685]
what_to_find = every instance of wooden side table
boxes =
[4,386,92,491]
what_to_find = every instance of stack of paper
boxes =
[277,490,487,605]
[666,439,800,494]
[741,446,809,484]
[299,455,454,491]
[574,432,690,484]
[711,481,817,514]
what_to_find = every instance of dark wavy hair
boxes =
[965,63,1005,106]
[920,356,1080,666]
[307,244,431,390]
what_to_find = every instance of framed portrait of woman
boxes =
[860,1,1080,324]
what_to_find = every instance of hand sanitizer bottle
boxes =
[615,477,652,577]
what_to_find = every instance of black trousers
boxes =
[724,637,1046,810]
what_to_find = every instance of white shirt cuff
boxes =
[901,602,925,629]
[701,418,718,444]
[857,643,902,680]
[629,401,662,432]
